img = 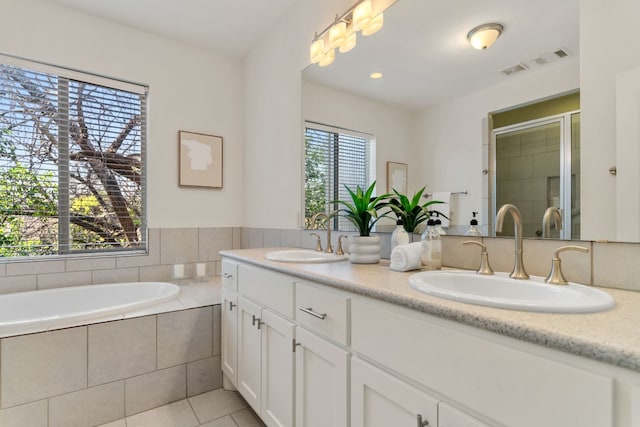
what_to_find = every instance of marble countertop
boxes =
[221,248,640,373]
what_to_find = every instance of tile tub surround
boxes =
[0,226,638,296]
[0,302,223,427]
[221,247,640,373]
[0,227,242,296]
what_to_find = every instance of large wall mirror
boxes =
[301,0,640,242]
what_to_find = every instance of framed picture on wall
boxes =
[387,161,408,193]
[178,131,223,188]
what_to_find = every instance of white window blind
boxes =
[0,57,147,257]
[304,121,375,231]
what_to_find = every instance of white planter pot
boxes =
[349,236,381,264]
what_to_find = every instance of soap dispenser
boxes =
[433,212,446,236]
[466,211,482,236]
[391,218,410,251]
[420,216,442,270]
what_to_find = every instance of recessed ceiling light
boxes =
[370,72,383,79]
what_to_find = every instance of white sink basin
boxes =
[265,249,348,263]
[408,270,615,313]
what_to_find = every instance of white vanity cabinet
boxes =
[220,256,635,427]
[351,356,438,427]
[295,326,349,427]
[221,287,239,386]
[227,263,296,427]
[350,299,614,427]
[439,402,491,427]
[293,281,351,427]
[221,260,239,387]
[237,296,295,427]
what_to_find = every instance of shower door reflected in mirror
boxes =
[492,112,580,239]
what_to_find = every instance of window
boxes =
[0,55,147,257]
[304,121,376,231]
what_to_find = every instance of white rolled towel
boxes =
[390,242,422,272]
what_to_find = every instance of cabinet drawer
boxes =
[221,259,239,291]
[238,264,294,318]
[295,281,349,345]
[351,299,613,427]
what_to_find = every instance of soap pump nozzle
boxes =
[466,211,482,236]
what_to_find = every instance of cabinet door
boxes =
[261,309,295,427]
[439,402,491,427]
[238,296,263,412]
[351,357,438,427]
[295,326,349,427]
[221,288,238,387]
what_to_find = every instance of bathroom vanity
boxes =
[220,248,640,427]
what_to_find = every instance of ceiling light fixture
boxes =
[310,0,392,67]
[467,23,504,50]
[370,72,383,79]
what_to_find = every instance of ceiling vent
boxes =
[501,63,529,76]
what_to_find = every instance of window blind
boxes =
[304,121,375,231]
[0,59,147,257]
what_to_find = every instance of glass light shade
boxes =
[339,32,356,53]
[352,0,373,31]
[361,13,383,36]
[318,49,335,67]
[467,24,503,50]
[328,21,347,49]
[310,38,325,64]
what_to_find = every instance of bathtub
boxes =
[0,282,180,335]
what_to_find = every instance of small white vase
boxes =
[349,236,381,264]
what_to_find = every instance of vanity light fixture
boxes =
[467,23,504,50]
[310,0,392,67]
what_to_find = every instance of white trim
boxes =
[0,52,147,95]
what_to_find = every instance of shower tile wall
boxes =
[496,123,561,238]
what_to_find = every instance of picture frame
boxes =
[178,131,223,188]
[387,161,408,193]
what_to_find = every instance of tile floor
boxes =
[98,389,265,427]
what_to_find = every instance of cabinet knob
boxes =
[417,414,429,427]
[228,301,236,311]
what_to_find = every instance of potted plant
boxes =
[334,181,391,263]
[388,187,445,234]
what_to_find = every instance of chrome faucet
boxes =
[542,207,562,238]
[495,204,529,279]
[310,212,334,254]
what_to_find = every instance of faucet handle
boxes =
[545,245,589,285]
[336,235,348,255]
[463,240,494,275]
[310,233,323,252]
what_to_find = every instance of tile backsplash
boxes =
[0,226,638,293]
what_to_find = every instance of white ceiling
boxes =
[45,0,579,109]
[303,0,580,109]
[45,0,301,59]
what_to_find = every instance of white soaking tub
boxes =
[0,282,180,335]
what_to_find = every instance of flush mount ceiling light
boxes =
[310,0,391,67]
[467,23,504,50]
